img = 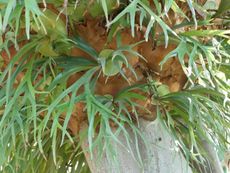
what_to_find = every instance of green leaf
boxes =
[157,84,170,96]
[2,0,16,32]
[186,0,197,29]
[32,9,66,37]
[36,38,59,57]
[24,0,43,39]
[99,49,123,76]
[181,29,230,38]
[214,0,230,17]
[71,36,99,59]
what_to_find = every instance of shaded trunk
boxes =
[200,139,224,173]
[81,119,193,173]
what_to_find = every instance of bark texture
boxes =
[81,119,193,173]
[200,139,224,173]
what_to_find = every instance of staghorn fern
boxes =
[0,0,230,172]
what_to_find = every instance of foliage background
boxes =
[0,0,229,172]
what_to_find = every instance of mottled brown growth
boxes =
[1,9,188,135]
[65,17,187,130]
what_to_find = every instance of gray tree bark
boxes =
[81,119,192,173]
[200,139,224,173]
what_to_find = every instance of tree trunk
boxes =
[200,139,224,173]
[81,119,193,173]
